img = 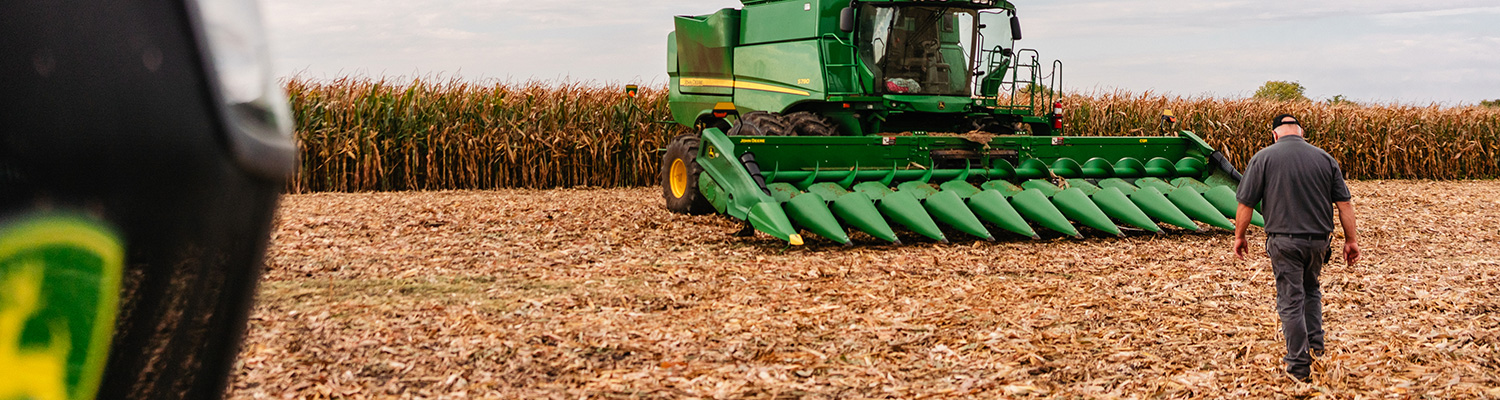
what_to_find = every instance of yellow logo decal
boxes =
[739,138,765,143]
[0,216,123,400]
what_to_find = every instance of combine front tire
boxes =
[728,111,791,136]
[783,112,839,136]
[661,134,715,214]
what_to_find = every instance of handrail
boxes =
[1005,49,1042,112]
[820,33,863,96]
[1049,59,1064,109]
[820,32,852,47]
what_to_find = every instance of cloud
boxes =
[1051,29,1500,103]
[1370,6,1500,23]
[1025,0,1498,38]
[265,0,742,81]
[261,0,1500,102]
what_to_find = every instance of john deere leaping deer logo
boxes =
[0,215,123,400]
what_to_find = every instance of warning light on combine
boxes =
[1051,101,1064,130]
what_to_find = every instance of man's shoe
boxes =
[1287,369,1312,383]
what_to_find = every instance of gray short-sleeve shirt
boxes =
[1236,135,1351,235]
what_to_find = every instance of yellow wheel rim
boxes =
[669,159,688,198]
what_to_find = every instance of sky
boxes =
[261,0,1500,105]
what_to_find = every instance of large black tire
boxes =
[727,111,791,136]
[661,134,715,214]
[782,111,840,136]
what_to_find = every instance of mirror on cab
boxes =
[1010,15,1023,40]
[839,7,855,32]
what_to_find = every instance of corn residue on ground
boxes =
[231,181,1500,399]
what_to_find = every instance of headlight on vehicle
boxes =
[189,0,296,180]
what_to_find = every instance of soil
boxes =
[229,181,1500,399]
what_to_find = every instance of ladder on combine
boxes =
[820,33,863,96]
[981,48,1063,117]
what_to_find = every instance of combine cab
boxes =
[659,0,1262,245]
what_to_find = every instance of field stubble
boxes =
[231,181,1500,399]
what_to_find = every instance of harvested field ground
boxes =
[230,181,1500,399]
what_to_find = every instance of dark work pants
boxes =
[1267,235,1329,378]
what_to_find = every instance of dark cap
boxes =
[1271,113,1300,130]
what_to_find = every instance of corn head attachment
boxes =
[657,0,1263,245]
[669,128,1262,245]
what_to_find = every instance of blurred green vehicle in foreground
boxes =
[657,0,1263,245]
[2,0,293,398]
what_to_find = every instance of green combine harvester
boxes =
[659,0,1263,245]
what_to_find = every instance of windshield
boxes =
[857,5,978,96]
[974,9,1019,95]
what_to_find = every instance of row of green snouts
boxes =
[689,128,1259,245]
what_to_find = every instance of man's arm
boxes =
[1233,203,1255,260]
[1336,200,1359,265]
[1234,155,1264,261]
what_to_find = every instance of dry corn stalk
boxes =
[283,79,1500,193]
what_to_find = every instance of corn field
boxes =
[285,78,1500,192]
[1064,91,1500,181]
[285,77,686,193]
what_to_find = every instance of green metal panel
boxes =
[666,32,677,75]
[740,1,820,44]
[668,20,732,127]
[675,9,740,96]
[884,95,975,113]
[733,41,823,111]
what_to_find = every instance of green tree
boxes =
[1018,83,1053,97]
[1481,99,1500,108]
[1253,81,1309,102]
[1325,94,1356,106]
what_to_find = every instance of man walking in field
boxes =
[1232,113,1361,382]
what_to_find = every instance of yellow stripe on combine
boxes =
[679,78,811,96]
